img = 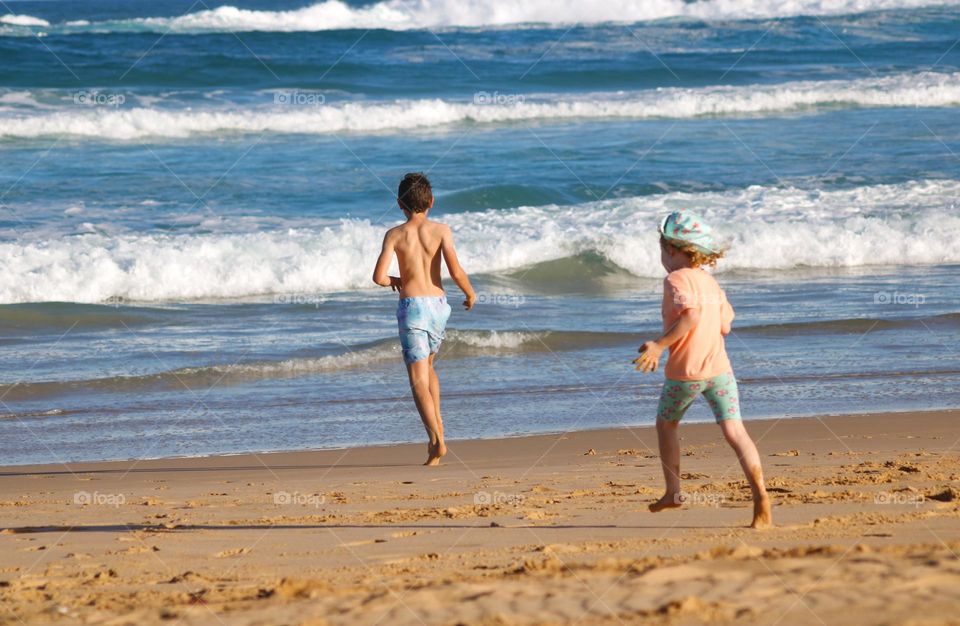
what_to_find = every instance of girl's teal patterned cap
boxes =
[659,210,720,255]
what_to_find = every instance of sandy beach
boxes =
[1,410,957,625]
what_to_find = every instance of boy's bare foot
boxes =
[649,492,683,513]
[750,493,773,529]
[424,441,447,466]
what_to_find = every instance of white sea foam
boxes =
[2,179,958,304]
[168,331,543,380]
[185,345,399,378]
[446,330,544,349]
[0,72,957,141]
[0,14,49,27]
[2,0,953,34]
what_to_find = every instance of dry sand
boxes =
[1,410,958,626]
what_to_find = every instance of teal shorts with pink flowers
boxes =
[656,371,741,423]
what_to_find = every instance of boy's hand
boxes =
[388,276,402,292]
[463,292,476,311]
[633,341,663,373]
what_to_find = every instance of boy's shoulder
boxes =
[384,219,451,240]
[426,217,450,228]
[423,219,453,236]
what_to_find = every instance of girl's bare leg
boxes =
[719,419,772,528]
[650,418,683,512]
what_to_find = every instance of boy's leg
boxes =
[406,358,444,466]
[427,353,446,458]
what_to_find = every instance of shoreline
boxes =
[4,406,958,471]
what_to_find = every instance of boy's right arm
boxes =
[372,231,402,291]
[440,225,476,310]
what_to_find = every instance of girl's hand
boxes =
[633,341,663,373]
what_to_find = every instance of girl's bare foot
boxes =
[750,494,773,529]
[424,440,447,466]
[649,492,683,513]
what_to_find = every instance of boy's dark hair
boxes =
[398,172,433,213]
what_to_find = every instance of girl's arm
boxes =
[633,308,701,373]
[720,296,734,335]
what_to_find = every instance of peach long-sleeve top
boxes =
[661,267,734,381]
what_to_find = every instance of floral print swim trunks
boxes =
[656,371,742,423]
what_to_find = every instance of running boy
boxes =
[633,211,772,528]
[372,173,476,466]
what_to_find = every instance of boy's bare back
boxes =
[372,172,475,310]
[386,219,448,298]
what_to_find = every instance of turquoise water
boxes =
[0,0,958,464]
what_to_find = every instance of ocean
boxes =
[0,0,958,465]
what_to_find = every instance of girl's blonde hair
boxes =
[660,235,725,268]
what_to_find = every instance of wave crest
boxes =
[2,0,950,34]
[1,72,958,141]
[1,179,958,304]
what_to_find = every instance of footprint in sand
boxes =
[215,547,251,558]
[112,545,159,555]
[537,543,580,555]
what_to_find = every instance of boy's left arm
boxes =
[372,232,402,291]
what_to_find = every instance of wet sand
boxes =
[1,410,958,625]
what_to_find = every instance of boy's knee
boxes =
[407,360,431,386]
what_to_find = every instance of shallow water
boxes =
[0,0,958,464]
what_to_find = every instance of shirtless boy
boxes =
[372,173,476,466]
